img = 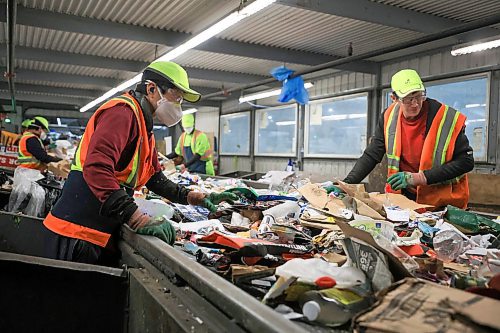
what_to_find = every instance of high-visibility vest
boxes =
[179,130,213,161]
[71,92,156,190]
[44,93,156,248]
[384,101,469,209]
[17,132,45,170]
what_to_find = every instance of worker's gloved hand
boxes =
[136,218,176,245]
[175,164,186,172]
[127,208,152,230]
[187,191,238,213]
[387,172,427,190]
[324,185,344,197]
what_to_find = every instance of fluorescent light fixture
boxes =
[275,121,296,126]
[321,113,366,121]
[465,103,486,108]
[239,82,314,103]
[451,36,500,56]
[80,0,276,112]
[182,108,197,115]
[465,118,486,124]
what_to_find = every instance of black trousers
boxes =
[43,227,120,266]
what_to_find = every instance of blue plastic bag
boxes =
[270,66,309,105]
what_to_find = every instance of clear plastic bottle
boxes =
[433,230,464,262]
[299,287,372,327]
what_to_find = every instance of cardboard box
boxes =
[354,278,500,333]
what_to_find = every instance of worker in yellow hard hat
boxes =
[167,113,215,176]
[17,116,62,170]
[342,69,474,209]
[41,61,236,265]
[21,119,32,133]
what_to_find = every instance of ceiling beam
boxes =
[0,91,89,106]
[0,4,378,73]
[0,82,101,98]
[278,0,499,35]
[0,46,268,84]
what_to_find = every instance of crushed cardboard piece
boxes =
[47,159,71,178]
[354,278,500,333]
[370,193,433,211]
[298,183,346,217]
[336,220,412,280]
[316,252,347,266]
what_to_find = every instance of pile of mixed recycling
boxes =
[135,170,500,332]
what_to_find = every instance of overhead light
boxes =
[275,121,296,126]
[80,0,276,112]
[321,113,366,121]
[451,36,500,56]
[239,82,314,103]
[465,103,486,108]
[182,108,197,115]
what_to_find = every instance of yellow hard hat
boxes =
[181,113,195,128]
[391,69,425,98]
[145,61,201,103]
[32,116,50,130]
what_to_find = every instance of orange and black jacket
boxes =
[344,98,474,185]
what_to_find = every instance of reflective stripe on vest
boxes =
[71,93,155,189]
[180,130,213,161]
[17,132,43,169]
[384,103,401,173]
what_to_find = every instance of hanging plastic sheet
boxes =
[270,66,309,105]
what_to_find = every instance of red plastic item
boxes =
[315,276,337,289]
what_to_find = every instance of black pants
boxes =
[43,227,120,266]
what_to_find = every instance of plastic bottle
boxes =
[432,230,464,262]
[286,158,294,172]
[299,287,372,327]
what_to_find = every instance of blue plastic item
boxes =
[270,66,309,105]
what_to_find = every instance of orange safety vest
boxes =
[44,92,157,248]
[179,130,213,161]
[384,102,469,209]
[17,132,46,170]
[71,92,156,189]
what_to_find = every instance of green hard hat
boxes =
[391,69,425,98]
[21,119,32,128]
[145,61,201,103]
[33,116,50,131]
[181,113,195,128]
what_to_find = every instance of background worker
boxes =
[166,113,215,176]
[42,61,236,265]
[17,116,62,169]
[21,119,32,134]
[342,69,474,209]
[8,116,61,215]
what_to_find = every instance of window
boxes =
[382,75,489,161]
[220,112,250,155]
[305,94,368,157]
[255,105,297,156]
[425,76,488,162]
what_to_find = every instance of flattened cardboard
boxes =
[336,220,412,280]
[370,192,433,211]
[354,278,500,333]
[298,183,346,217]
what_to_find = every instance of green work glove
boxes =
[137,219,176,245]
[324,185,344,197]
[387,172,410,191]
[224,187,258,201]
[202,192,239,213]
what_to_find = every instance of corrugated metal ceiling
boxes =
[217,3,423,56]
[0,0,498,109]
[19,0,242,34]
[371,0,500,22]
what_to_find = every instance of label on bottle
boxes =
[320,288,363,305]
